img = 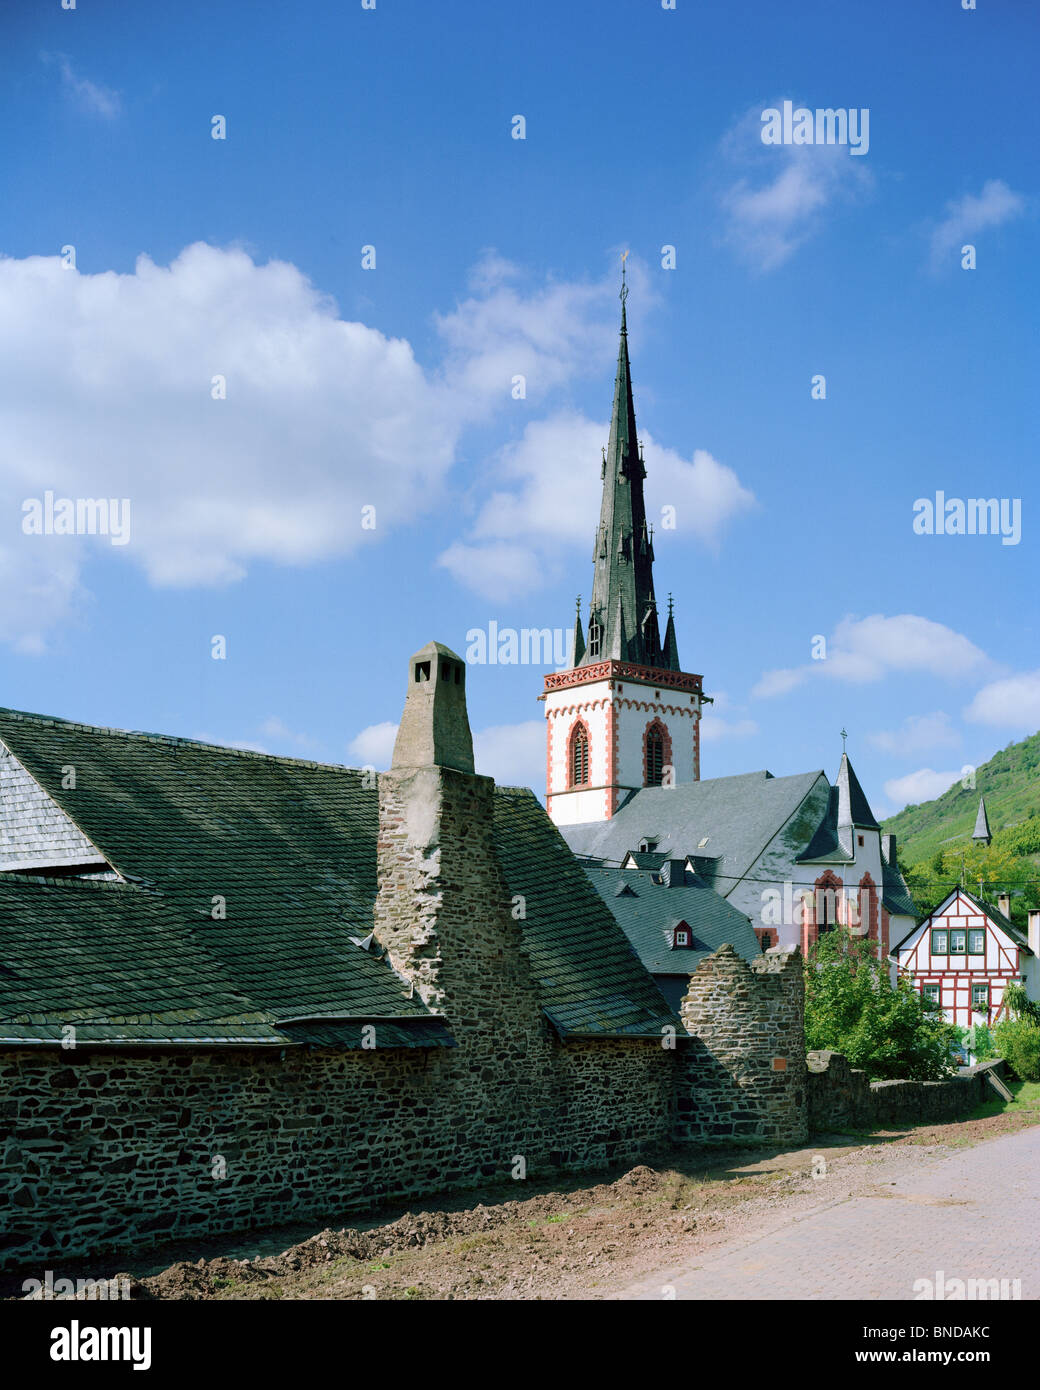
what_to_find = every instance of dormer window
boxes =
[672,921,691,949]
[588,620,602,659]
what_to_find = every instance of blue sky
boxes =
[0,0,1036,817]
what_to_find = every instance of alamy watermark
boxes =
[913,493,1021,546]
[761,100,869,156]
[466,622,568,668]
[761,882,868,932]
[22,1269,130,1300]
[913,1269,1021,1301]
[22,491,131,546]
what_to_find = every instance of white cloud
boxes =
[437,541,547,603]
[884,767,964,810]
[346,717,544,790]
[43,53,121,118]
[964,670,1040,731]
[347,721,399,767]
[929,179,1026,271]
[0,244,655,649]
[433,260,642,416]
[700,713,758,743]
[753,614,992,699]
[0,242,462,645]
[440,412,755,599]
[719,102,873,272]
[868,711,961,757]
[259,716,320,753]
[473,720,545,788]
[192,732,269,754]
[0,545,87,654]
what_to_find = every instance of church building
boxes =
[545,285,918,967]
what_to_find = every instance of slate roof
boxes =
[972,797,992,843]
[582,863,760,977]
[491,789,678,1038]
[561,769,826,894]
[881,857,917,919]
[836,752,880,831]
[796,786,854,864]
[620,850,668,870]
[0,708,676,1047]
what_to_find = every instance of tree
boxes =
[804,928,960,1081]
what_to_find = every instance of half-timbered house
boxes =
[891,888,1040,1030]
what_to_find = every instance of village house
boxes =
[891,887,1040,1031]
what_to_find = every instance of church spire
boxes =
[582,264,672,669]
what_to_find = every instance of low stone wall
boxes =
[807,1050,1002,1132]
[0,1036,676,1272]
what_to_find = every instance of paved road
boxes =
[619,1126,1039,1300]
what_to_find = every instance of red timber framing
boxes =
[896,889,1022,1029]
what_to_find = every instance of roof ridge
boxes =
[0,872,150,894]
[0,706,364,775]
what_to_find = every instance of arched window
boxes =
[570,723,590,787]
[645,725,665,786]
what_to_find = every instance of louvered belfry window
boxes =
[646,728,664,786]
[571,726,590,786]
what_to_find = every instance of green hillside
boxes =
[882,729,1040,919]
[883,730,1040,863]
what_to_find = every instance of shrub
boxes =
[992,1018,1040,1082]
[804,928,960,1080]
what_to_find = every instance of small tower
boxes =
[541,268,708,826]
[972,796,992,847]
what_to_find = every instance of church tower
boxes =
[542,273,708,826]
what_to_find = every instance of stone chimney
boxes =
[998,891,1011,919]
[390,641,473,774]
[1028,909,1040,960]
[881,832,896,866]
[372,641,542,1041]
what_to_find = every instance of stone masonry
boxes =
[677,944,808,1146]
[807,1049,1001,1131]
[0,641,809,1269]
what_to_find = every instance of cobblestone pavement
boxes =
[618,1126,1040,1300]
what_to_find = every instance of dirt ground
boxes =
[14,1096,1032,1303]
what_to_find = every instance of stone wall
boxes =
[0,673,810,1269]
[676,945,807,1147]
[0,1034,676,1271]
[807,1050,999,1131]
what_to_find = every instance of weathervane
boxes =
[621,249,629,306]
[840,727,848,754]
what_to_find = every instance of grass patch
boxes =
[966,1077,1040,1122]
